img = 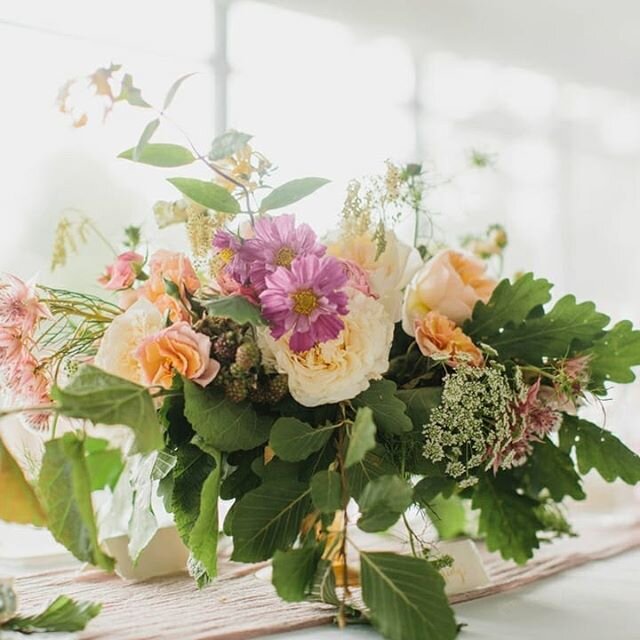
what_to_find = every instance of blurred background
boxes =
[0,0,639,514]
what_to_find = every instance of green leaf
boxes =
[346,448,398,501]
[204,295,266,326]
[310,559,339,606]
[38,434,114,570]
[270,418,335,462]
[360,551,457,640]
[465,273,553,340]
[260,177,330,212]
[230,479,311,562]
[357,475,413,533]
[127,453,159,561]
[168,177,240,213]
[413,476,456,505]
[589,320,640,391]
[209,129,253,161]
[51,365,163,454]
[428,495,467,540]
[353,380,412,434]
[163,72,197,110]
[170,444,220,584]
[396,387,442,428]
[345,407,377,469]
[84,438,124,492]
[117,73,151,107]
[523,439,585,501]
[119,142,195,167]
[3,595,101,633]
[559,416,640,484]
[184,380,272,451]
[0,437,46,526]
[471,474,543,564]
[488,295,609,363]
[272,546,320,602]
[310,470,342,512]
[133,118,160,161]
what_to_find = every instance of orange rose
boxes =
[414,311,483,367]
[135,321,220,389]
[402,249,496,333]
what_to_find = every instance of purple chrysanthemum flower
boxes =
[212,229,250,282]
[260,254,349,353]
[239,214,326,293]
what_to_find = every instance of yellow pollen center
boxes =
[218,247,235,264]
[291,289,318,316]
[276,246,296,267]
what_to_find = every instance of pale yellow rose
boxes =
[258,289,394,407]
[402,249,496,333]
[135,321,220,390]
[327,230,421,322]
[94,298,164,385]
[414,311,483,367]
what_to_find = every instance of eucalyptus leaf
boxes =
[51,365,163,454]
[133,118,160,161]
[163,72,197,110]
[209,129,253,161]
[38,434,114,570]
[119,143,195,167]
[168,177,240,213]
[260,177,329,212]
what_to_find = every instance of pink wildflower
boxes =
[98,251,144,290]
[0,274,49,334]
[260,254,349,353]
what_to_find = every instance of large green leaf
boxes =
[184,380,271,451]
[357,475,413,533]
[51,365,163,454]
[589,320,640,392]
[310,469,342,513]
[346,448,398,501]
[523,439,585,501]
[119,143,195,167]
[38,434,114,570]
[3,596,101,633]
[0,437,46,526]
[272,546,320,602]
[353,380,412,435]
[230,479,311,562]
[471,474,543,564]
[395,387,442,428]
[465,273,553,340]
[428,495,467,540]
[345,407,377,469]
[559,416,640,484]
[209,129,253,161]
[84,437,124,492]
[204,296,266,326]
[488,295,609,363]
[360,551,457,640]
[260,177,329,212]
[269,417,335,462]
[413,476,456,506]
[168,177,240,213]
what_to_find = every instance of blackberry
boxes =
[212,333,237,362]
[235,341,261,371]
[266,374,289,403]
[225,378,248,403]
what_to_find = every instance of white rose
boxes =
[94,298,164,384]
[327,230,421,322]
[258,290,394,407]
[402,249,497,334]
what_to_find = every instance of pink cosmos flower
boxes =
[99,251,144,290]
[212,229,250,283]
[0,274,50,335]
[240,214,326,293]
[260,254,349,353]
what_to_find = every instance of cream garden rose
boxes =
[402,249,496,333]
[94,298,165,385]
[258,289,394,407]
[327,229,421,322]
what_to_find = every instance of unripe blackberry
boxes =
[224,378,248,403]
[235,341,260,371]
[212,334,237,362]
[266,374,289,403]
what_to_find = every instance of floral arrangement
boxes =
[2,69,640,640]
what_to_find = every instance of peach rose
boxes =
[402,249,496,333]
[135,321,220,389]
[414,311,483,367]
